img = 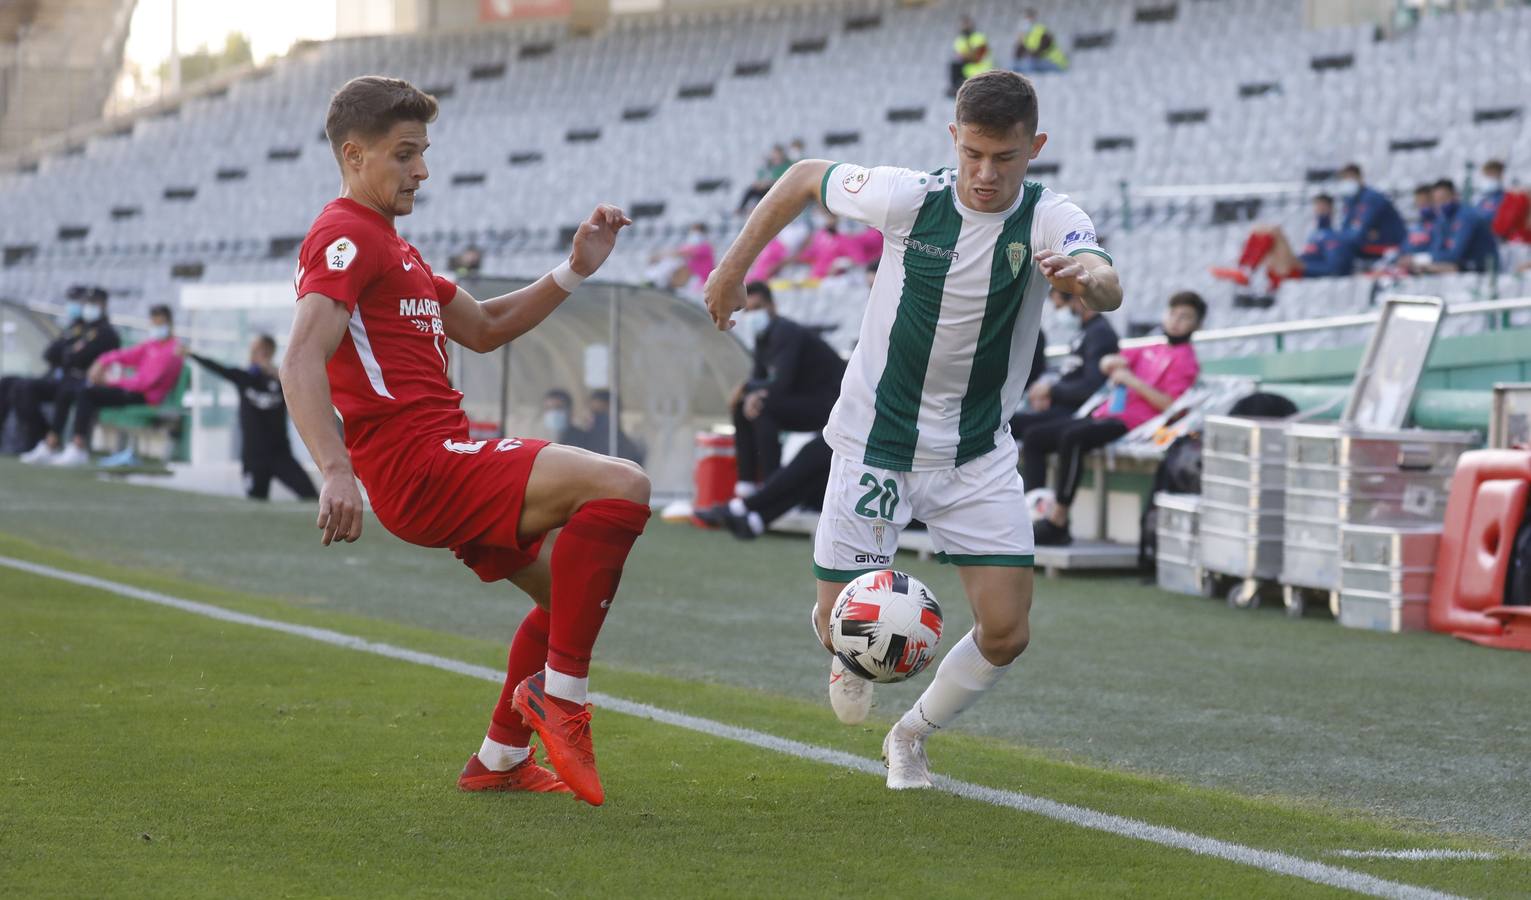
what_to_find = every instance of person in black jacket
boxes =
[572,388,645,465]
[729,281,846,487]
[1011,287,1118,445]
[4,286,120,454]
[187,334,317,501]
[694,282,848,539]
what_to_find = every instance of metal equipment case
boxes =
[1199,416,1287,607]
[1154,493,1203,595]
[1281,425,1473,615]
[1338,524,1442,632]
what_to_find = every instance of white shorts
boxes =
[812,439,1035,582]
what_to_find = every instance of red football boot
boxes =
[513,671,604,806]
[1209,266,1251,286]
[456,751,571,794]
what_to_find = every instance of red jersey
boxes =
[295,198,466,488]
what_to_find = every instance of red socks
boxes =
[545,499,651,679]
[1239,232,1276,270]
[487,606,549,746]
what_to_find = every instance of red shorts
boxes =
[365,436,550,583]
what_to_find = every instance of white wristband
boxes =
[551,260,586,292]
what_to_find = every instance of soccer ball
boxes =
[1025,487,1057,523]
[829,570,943,684]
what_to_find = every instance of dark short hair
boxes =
[1313,193,1334,205]
[1433,178,1457,194]
[745,281,774,304]
[544,388,572,407]
[1339,163,1362,179]
[1168,291,1207,324]
[955,70,1039,137]
[325,76,439,162]
[149,304,173,323]
[67,285,108,303]
[1413,183,1434,196]
[590,389,612,404]
[255,333,277,355]
[1483,159,1505,176]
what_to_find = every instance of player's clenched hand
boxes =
[703,272,746,331]
[1035,248,1093,296]
[569,204,633,277]
[317,472,364,546]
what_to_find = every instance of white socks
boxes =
[897,629,1011,739]
[544,666,589,705]
[478,735,530,771]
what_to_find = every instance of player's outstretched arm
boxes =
[442,204,631,353]
[281,294,364,546]
[1035,250,1122,313]
[704,159,831,331]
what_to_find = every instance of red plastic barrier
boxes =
[693,431,737,512]
[1428,449,1531,651]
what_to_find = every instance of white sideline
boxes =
[0,554,1465,900]
[1331,851,1499,862]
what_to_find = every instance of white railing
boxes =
[1045,295,1531,359]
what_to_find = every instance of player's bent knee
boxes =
[593,457,650,505]
[976,627,1030,665]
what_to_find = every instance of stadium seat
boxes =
[95,364,192,462]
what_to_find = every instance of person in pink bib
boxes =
[1025,291,1205,545]
[23,304,184,467]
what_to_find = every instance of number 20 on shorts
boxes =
[854,473,900,520]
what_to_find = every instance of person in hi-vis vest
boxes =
[948,15,994,96]
[1013,9,1069,75]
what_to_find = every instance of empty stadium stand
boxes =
[2,0,1529,352]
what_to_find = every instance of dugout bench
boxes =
[93,365,192,464]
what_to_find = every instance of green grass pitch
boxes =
[1,461,1528,896]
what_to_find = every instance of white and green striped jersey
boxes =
[819,163,1111,472]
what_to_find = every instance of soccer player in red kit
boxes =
[281,76,649,806]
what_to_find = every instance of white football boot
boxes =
[828,656,873,725]
[19,441,57,464]
[882,723,933,790]
[51,443,90,467]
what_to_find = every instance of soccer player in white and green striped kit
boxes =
[705,71,1122,789]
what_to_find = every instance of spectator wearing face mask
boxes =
[1478,159,1531,245]
[1404,184,1438,254]
[727,281,846,493]
[573,388,645,465]
[21,304,184,467]
[644,222,715,292]
[541,388,584,445]
[4,286,120,454]
[1028,292,1205,547]
[1211,194,1354,290]
[1408,178,1500,274]
[1012,8,1068,74]
[1335,163,1406,261]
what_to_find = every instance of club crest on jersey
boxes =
[1006,242,1028,278]
[842,168,870,194]
[326,237,357,271]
